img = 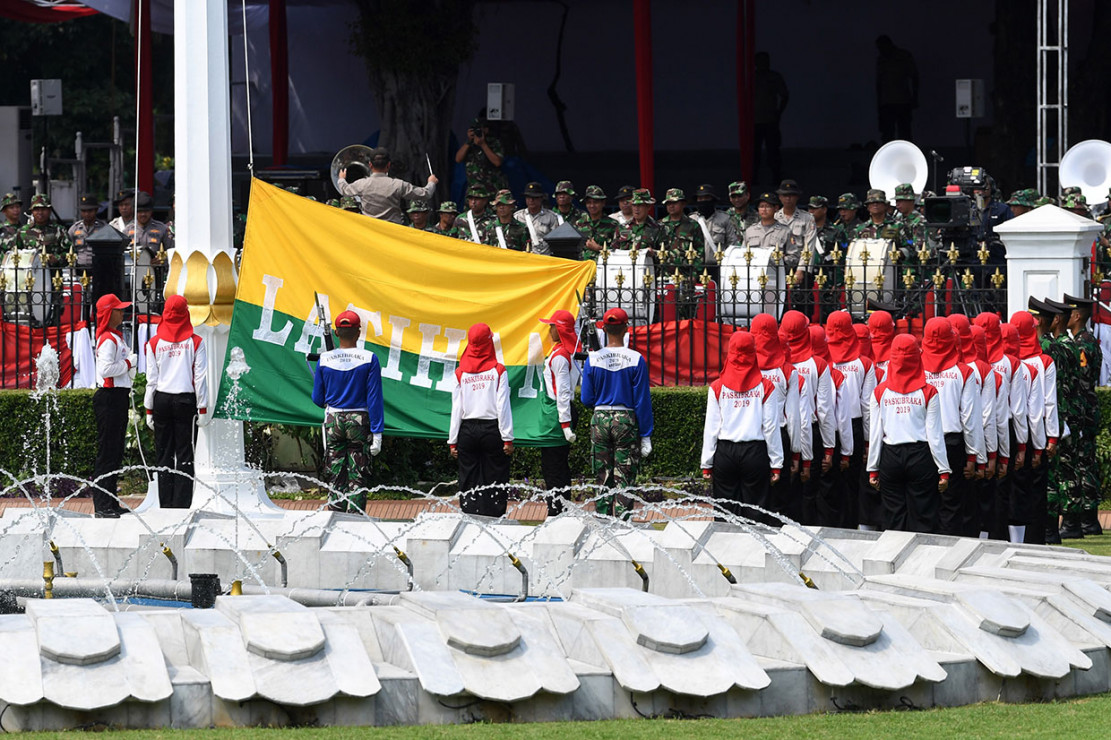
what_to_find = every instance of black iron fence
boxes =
[0,246,169,389]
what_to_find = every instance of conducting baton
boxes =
[425,153,434,177]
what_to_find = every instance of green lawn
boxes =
[12,694,1111,739]
[1061,532,1111,557]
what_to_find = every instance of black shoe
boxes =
[1081,510,1103,536]
[94,509,122,519]
[1045,515,1063,545]
[111,504,133,516]
[1059,514,1085,540]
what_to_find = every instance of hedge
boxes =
[6,386,1111,501]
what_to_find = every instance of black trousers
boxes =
[816,434,846,529]
[93,387,130,513]
[541,444,571,516]
[976,475,997,536]
[1026,450,1049,545]
[768,425,791,522]
[1004,426,1033,528]
[457,418,510,517]
[800,422,824,525]
[153,391,197,509]
[842,417,865,528]
[938,433,970,536]
[880,441,939,533]
[712,439,771,523]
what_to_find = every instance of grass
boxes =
[1061,532,1111,557]
[11,694,1111,739]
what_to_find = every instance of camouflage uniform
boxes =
[0,192,24,256]
[552,179,585,225]
[339,196,361,213]
[611,189,665,252]
[456,186,496,243]
[1072,324,1104,515]
[590,409,640,518]
[1044,329,1080,516]
[725,181,758,236]
[486,190,530,250]
[894,183,928,250]
[658,189,706,275]
[324,409,371,513]
[15,195,73,266]
[574,185,619,260]
[460,119,508,195]
[432,201,462,239]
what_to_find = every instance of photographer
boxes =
[455,116,507,196]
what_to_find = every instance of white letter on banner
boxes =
[381,315,410,381]
[517,332,545,399]
[411,324,467,390]
[293,293,331,354]
[350,307,384,345]
[251,274,293,346]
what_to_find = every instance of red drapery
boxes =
[629,320,737,387]
[633,0,654,193]
[0,0,96,23]
[269,0,289,166]
[0,321,75,389]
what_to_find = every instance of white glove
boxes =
[196,411,212,428]
[126,353,137,369]
[640,437,652,458]
[145,413,154,431]
[370,433,383,456]
[562,426,576,444]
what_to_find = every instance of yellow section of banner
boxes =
[236,180,596,365]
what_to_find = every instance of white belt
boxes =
[595,404,631,411]
[326,407,368,414]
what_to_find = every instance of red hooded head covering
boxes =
[970,325,990,363]
[95,293,131,343]
[868,310,895,363]
[750,313,786,372]
[974,312,1005,364]
[779,310,812,362]
[825,311,860,364]
[719,331,762,393]
[946,314,976,363]
[921,316,961,374]
[459,323,499,374]
[1001,322,1020,357]
[156,295,195,343]
[540,309,578,358]
[854,324,874,361]
[884,334,927,394]
[1010,311,1041,359]
[808,325,831,362]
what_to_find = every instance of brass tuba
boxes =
[330,144,375,192]
[869,139,928,203]
[1059,139,1111,203]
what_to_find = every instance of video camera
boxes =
[922,167,987,231]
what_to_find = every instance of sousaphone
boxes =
[1059,139,1111,204]
[330,144,374,192]
[869,139,928,201]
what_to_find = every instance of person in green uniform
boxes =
[406,200,434,232]
[454,116,507,195]
[574,185,618,260]
[657,187,705,275]
[725,181,758,236]
[432,201,461,238]
[486,190,530,250]
[1038,297,1079,543]
[1063,293,1105,535]
[552,180,584,224]
[15,194,73,266]
[611,188,665,255]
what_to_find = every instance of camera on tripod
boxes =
[923,167,987,232]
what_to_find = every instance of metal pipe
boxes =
[631,559,649,592]
[799,572,818,590]
[230,580,243,596]
[42,562,54,599]
[161,544,178,580]
[48,541,64,578]
[392,545,414,591]
[272,550,288,588]
[717,563,737,585]
[507,552,528,602]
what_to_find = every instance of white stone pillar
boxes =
[996,205,1102,318]
[138,0,282,517]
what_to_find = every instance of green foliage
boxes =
[0,389,97,483]
[1097,388,1111,505]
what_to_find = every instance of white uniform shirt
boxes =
[543,350,579,427]
[1007,357,1031,451]
[143,334,208,411]
[95,331,133,389]
[989,356,1014,459]
[925,363,986,463]
[448,366,513,444]
[1021,355,1056,449]
[793,356,837,451]
[700,379,784,470]
[761,366,812,461]
[867,385,950,474]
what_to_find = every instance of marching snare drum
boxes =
[0,249,50,325]
[844,238,897,317]
[718,244,786,321]
[593,250,656,325]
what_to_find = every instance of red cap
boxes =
[96,293,132,313]
[335,310,361,329]
[540,309,575,328]
[596,307,629,328]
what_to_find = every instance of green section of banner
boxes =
[215,300,563,446]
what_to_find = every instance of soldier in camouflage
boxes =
[854,188,913,254]
[406,200,434,231]
[726,181,758,236]
[657,188,706,275]
[611,189,665,255]
[894,182,928,249]
[454,116,508,196]
[552,180,584,224]
[0,192,23,255]
[1063,293,1105,535]
[432,201,461,238]
[340,196,361,213]
[1039,298,1079,542]
[456,185,496,244]
[1006,189,1035,217]
[15,194,73,266]
[808,195,841,318]
[574,185,618,260]
[1063,194,1091,218]
[487,190,530,250]
[833,193,862,245]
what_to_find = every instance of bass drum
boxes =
[0,249,50,325]
[843,238,897,318]
[718,244,786,321]
[592,250,656,325]
[124,248,155,317]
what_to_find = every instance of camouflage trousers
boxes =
[324,410,370,513]
[590,409,640,519]
[1048,433,1082,516]
[1075,427,1102,512]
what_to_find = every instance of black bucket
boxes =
[189,573,221,609]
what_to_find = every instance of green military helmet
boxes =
[407,199,432,213]
[438,201,459,214]
[339,196,360,212]
[629,188,655,205]
[1034,195,1055,207]
[326,198,341,208]
[728,181,748,196]
[1063,194,1088,211]
[1006,190,1028,207]
[893,183,916,200]
[1023,187,1042,203]
[466,184,491,199]
[29,193,51,209]
[836,193,860,210]
[662,188,686,204]
[1062,185,1083,197]
[553,180,576,197]
[492,190,516,206]
[583,185,607,201]
[864,188,888,205]
[0,192,21,209]
[807,195,829,209]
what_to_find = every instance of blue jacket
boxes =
[312,347,385,434]
[580,346,653,437]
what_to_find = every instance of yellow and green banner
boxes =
[215,179,596,445]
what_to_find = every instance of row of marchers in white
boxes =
[0,509,1110,728]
